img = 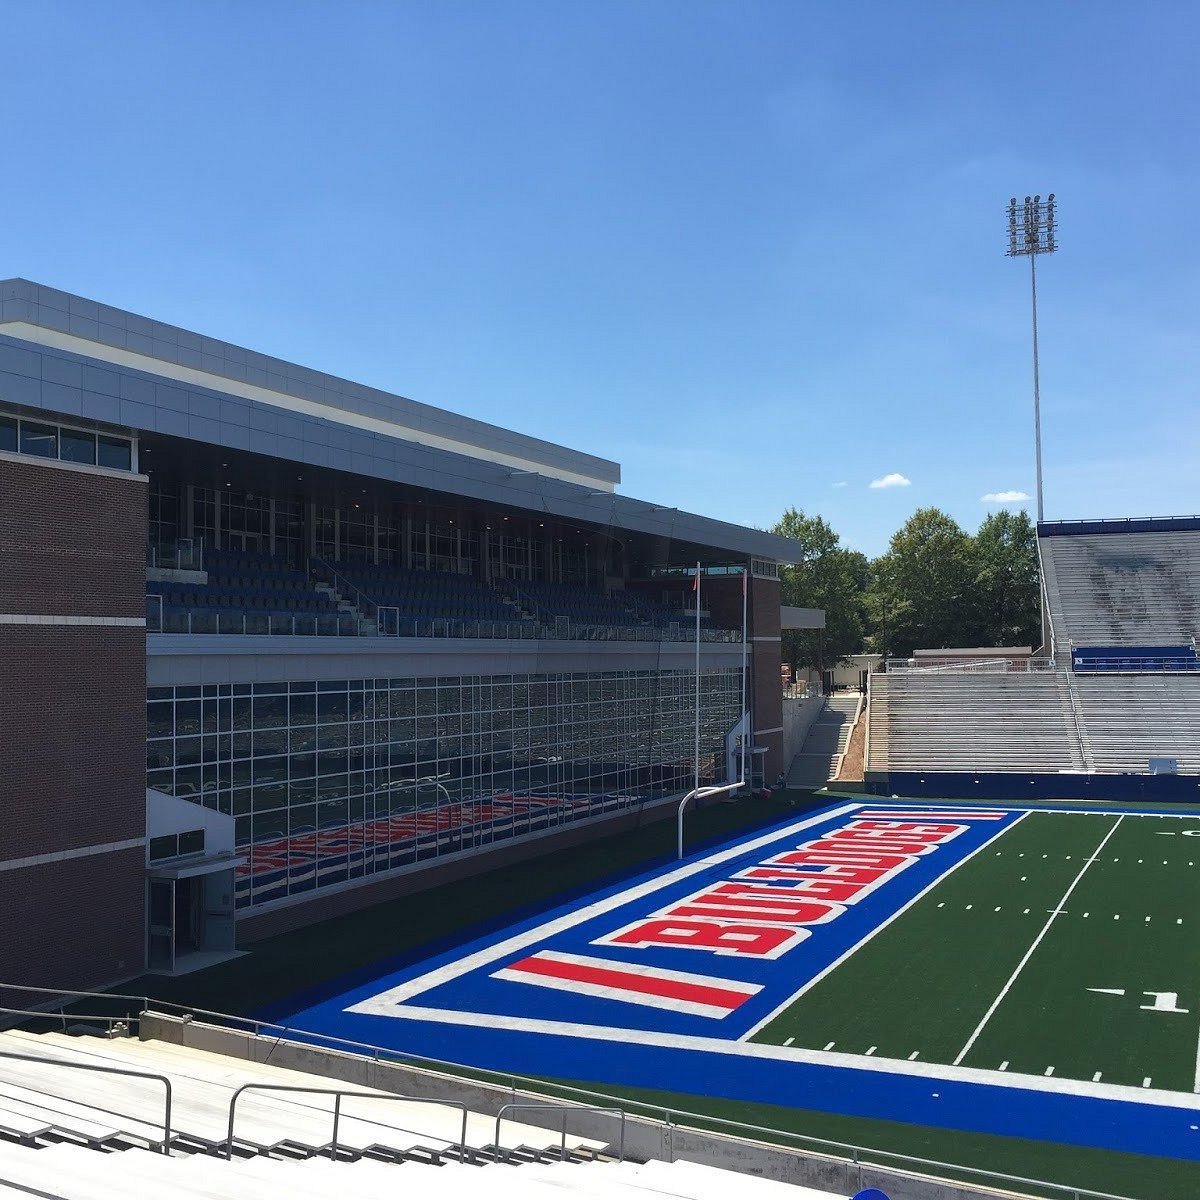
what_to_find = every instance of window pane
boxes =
[177,829,205,856]
[97,435,132,470]
[148,834,178,862]
[59,428,97,464]
[0,416,15,452]
[19,421,57,458]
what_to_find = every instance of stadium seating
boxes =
[0,1027,851,1200]
[1070,644,1199,672]
[147,549,356,635]
[869,671,1084,773]
[326,562,531,635]
[1040,528,1200,650]
[1073,675,1200,774]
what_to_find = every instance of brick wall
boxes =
[0,454,148,993]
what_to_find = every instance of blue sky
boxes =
[3,2,1197,556]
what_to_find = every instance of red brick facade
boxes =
[0,454,148,995]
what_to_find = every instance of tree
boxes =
[866,508,974,657]
[966,509,1041,649]
[772,509,866,670]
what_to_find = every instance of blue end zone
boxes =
[273,799,1200,1162]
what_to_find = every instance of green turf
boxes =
[753,809,1200,1096]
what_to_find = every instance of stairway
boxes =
[787,694,861,789]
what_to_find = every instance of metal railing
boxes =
[885,657,1058,674]
[493,1103,624,1163]
[0,1048,172,1155]
[144,598,736,642]
[0,982,1146,1199]
[1071,656,1200,673]
[225,1083,468,1161]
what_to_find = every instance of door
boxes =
[147,879,174,972]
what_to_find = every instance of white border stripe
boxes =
[350,1000,1200,1111]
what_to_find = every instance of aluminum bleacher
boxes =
[1072,674,1200,774]
[1039,522,1200,651]
[868,670,1083,774]
[0,1025,853,1200]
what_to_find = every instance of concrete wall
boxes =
[140,1013,1022,1200]
[782,692,826,765]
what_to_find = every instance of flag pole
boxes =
[694,561,701,801]
[740,565,748,785]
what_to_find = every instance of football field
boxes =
[278,797,1200,1167]
[751,808,1200,1094]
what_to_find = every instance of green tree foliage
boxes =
[866,508,975,657]
[771,506,1042,663]
[772,508,866,669]
[864,507,1041,657]
[966,509,1041,650]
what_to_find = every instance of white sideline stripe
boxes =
[0,838,145,875]
[738,811,1031,1041]
[0,614,145,627]
[952,814,1126,1067]
[347,802,862,1011]
[348,1000,1200,1111]
[490,968,734,1019]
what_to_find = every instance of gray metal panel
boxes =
[146,634,746,687]
[0,277,620,484]
[0,328,804,562]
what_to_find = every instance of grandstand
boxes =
[0,1017,853,1199]
[865,516,1200,792]
[0,278,801,993]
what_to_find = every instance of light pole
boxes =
[1006,194,1058,524]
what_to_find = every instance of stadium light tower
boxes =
[1006,193,1058,523]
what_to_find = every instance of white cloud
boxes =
[832,480,848,488]
[869,472,911,490]
[980,490,1031,503]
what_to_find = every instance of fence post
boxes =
[331,1093,341,1158]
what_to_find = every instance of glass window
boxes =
[19,421,57,458]
[59,428,97,465]
[97,435,132,470]
[148,834,178,862]
[177,829,205,856]
[0,415,15,452]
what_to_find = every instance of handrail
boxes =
[0,983,1144,1198]
[494,1102,624,1163]
[0,1049,172,1155]
[225,1083,468,1161]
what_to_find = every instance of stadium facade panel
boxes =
[0,279,800,991]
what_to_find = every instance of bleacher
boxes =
[1073,675,1200,774]
[0,1025,851,1200]
[147,549,356,635]
[1039,524,1200,650]
[328,562,531,635]
[869,671,1083,773]
[508,579,645,628]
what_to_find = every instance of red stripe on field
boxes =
[506,954,755,1011]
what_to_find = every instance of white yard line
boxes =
[952,814,1126,1067]
[739,810,1033,1041]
